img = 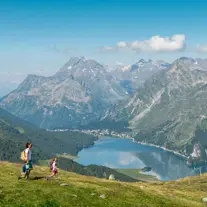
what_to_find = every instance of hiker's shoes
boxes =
[45,176,50,180]
[18,176,28,180]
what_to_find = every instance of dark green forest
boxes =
[0,108,97,163]
[0,108,137,182]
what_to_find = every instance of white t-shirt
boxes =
[52,161,56,171]
[25,148,32,161]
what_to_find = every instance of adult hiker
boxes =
[19,142,33,179]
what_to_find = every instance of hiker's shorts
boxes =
[52,169,58,175]
[22,165,26,173]
[26,161,33,170]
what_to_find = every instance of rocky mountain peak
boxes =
[56,57,104,76]
[137,59,147,65]
[175,57,196,65]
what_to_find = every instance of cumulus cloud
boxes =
[131,35,185,52]
[197,44,207,52]
[100,34,186,53]
[117,41,128,48]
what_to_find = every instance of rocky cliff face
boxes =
[112,59,170,94]
[56,57,128,102]
[0,56,168,129]
[104,57,207,161]
[0,57,127,129]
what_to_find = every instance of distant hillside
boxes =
[0,121,47,163]
[0,108,97,163]
[0,162,207,207]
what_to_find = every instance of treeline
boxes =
[0,108,97,163]
[0,121,48,163]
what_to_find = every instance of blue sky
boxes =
[0,0,207,83]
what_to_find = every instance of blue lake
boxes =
[74,137,202,181]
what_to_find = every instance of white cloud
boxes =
[117,41,128,48]
[131,35,185,52]
[197,44,207,52]
[101,34,186,53]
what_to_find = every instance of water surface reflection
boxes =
[75,138,199,180]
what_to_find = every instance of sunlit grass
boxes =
[0,162,206,207]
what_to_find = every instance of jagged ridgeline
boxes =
[0,57,169,129]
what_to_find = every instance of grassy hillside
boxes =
[0,162,207,207]
[0,108,97,163]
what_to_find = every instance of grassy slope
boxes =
[0,162,207,207]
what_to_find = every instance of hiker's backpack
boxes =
[20,150,26,161]
[49,160,53,170]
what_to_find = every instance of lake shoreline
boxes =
[48,129,188,163]
[97,135,188,160]
[130,138,188,159]
[75,136,197,181]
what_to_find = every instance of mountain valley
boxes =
[1,57,207,165]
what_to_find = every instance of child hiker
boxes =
[46,157,58,180]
